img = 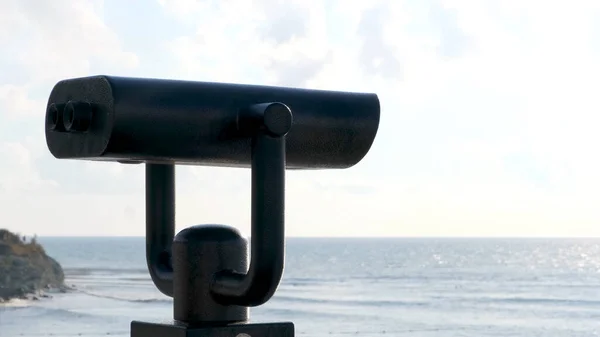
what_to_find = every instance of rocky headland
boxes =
[0,229,65,302]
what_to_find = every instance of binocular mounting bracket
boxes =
[131,102,295,337]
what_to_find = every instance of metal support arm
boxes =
[145,164,175,297]
[211,102,292,306]
[144,102,292,307]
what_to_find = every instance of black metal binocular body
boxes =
[45,76,379,169]
[44,75,380,336]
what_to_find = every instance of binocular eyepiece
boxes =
[47,101,94,133]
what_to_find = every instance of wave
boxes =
[487,296,600,307]
[0,298,30,308]
[65,267,148,276]
[39,307,100,319]
[273,295,427,308]
[284,277,333,285]
[260,306,360,319]
[0,304,98,319]
[283,274,440,286]
[119,277,152,282]
[429,294,600,308]
[0,284,78,309]
[74,287,427,308]
[75,288,172,304]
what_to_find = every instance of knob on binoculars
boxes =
[44,75,380,336]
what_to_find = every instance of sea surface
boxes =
[1,237,599,336]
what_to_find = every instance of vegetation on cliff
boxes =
[0,229,65,301]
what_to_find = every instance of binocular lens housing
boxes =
[45,75,380,169]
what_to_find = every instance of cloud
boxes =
[0,84,44,120]
[428,1,473,58]
[357,4,403,79]
[1,0,138,87]
[0,141,58,193]
[255,1,312,44]
[2,0,600,237]
[0,0,143,192]
[162,0,335,87]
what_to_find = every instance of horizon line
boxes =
[34,235,600,239]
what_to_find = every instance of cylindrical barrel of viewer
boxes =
[44,75,380,169]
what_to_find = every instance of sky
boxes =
[1,0,600,237]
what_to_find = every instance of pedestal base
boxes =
[131,320,294,337]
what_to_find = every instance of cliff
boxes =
[0,229,65,302]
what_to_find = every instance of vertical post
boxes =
[145,164,175,297]
[211,102,291,306]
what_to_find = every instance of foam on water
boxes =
[1,298,31,308]
[73,288,171,304]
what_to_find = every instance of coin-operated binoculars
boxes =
[45,75,380,337]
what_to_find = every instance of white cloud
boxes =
[2,0,600,237]
[0,0,138,85]
[0,141,58,193]
[0,0,143,234]
[163,2,326,87]
[0,84,44,120]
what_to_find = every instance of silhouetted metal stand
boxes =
[132,103,295,337]
[44,74,380,337]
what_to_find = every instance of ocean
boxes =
[1,237,599,336]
